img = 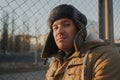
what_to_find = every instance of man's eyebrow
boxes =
[52,19,70,26]
[61,20,70,23]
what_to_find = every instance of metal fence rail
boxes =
[0,0,120,80]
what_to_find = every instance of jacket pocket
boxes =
[63,65,82,80]
[63,74,80,80]
[46,76,54,80]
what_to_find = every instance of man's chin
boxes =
[58,45,65,49]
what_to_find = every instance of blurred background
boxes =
[0,0,120,80]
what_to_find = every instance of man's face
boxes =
[52,18,77,53]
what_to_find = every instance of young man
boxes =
[41,4,120,80]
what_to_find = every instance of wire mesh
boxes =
[113,0,120,43]
[0,0,119,80]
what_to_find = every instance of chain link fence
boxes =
[0,0,119,80]
[113,0,120,43]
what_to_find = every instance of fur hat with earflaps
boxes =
[41,4,87,59]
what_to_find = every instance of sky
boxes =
[0,0,120,39]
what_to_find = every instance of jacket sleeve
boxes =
[92,46,120,80]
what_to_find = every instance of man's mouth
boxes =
[57,36,66,42]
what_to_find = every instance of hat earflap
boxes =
[41,30,59,58]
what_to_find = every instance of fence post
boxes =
[105,0,114,45]
[99,0,114,45]
[98,0,105,40]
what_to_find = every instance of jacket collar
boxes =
[55,32,109,62]
[41,30,106,59]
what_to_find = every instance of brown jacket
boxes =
[45,42,120,80]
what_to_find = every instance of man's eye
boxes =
[53,26,58,30]
[63,23,70,27]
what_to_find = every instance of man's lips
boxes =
[58,38,64,42]
[57,37,65,42]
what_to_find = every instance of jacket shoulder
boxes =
[87,45,120,79]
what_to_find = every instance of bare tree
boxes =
[0,12,9,54]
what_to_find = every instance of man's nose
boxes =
[57,26,64,34]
